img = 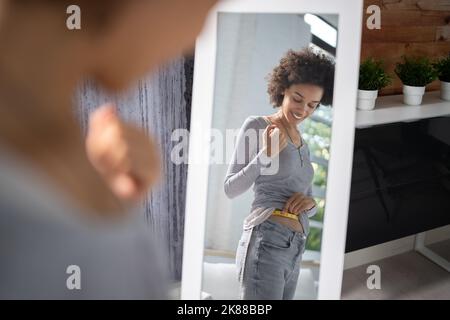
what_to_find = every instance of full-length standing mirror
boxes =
[182,0,363,300]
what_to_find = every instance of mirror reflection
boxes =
[202,12,338,300]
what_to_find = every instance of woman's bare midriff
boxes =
[268,215,304,233]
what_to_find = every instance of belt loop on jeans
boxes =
[289,232,296,243]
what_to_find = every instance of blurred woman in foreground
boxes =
[0,0,216,299]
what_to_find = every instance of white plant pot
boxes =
[440,81,450,101]
[402,85,425,106]
[357,89,378,110]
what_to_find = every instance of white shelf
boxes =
[355,91,450,129]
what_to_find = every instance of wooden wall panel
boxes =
[361,0,450,95]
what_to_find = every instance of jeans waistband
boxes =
[258,218,306,240]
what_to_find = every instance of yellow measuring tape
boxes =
[271,209,298,221]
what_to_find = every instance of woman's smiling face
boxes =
[280,83,324,125]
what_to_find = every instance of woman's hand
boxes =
[263,124,288,157]
[85,104,161,201]
[283,192,316,215]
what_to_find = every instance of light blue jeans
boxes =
[236,219,307,300]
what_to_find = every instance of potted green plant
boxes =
[357,58,391,110]
[395,56,438,106]
[433,55,450,101]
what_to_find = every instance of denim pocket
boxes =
[259,225,291,250]
[260,238,291,249]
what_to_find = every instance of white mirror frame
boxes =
[181,0,363,300]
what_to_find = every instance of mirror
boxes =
[201,12,337,300]
[181,0,363,300]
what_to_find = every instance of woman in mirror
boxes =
[224,48,335,300]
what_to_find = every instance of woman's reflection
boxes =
[223,48,335,299]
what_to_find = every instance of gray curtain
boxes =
[75,56,194,280]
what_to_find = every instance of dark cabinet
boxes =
[345,118,450,252]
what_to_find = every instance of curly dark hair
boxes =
[267,48,335,107]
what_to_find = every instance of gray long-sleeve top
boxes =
[0,148,168,299]
[224,116,317,219]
